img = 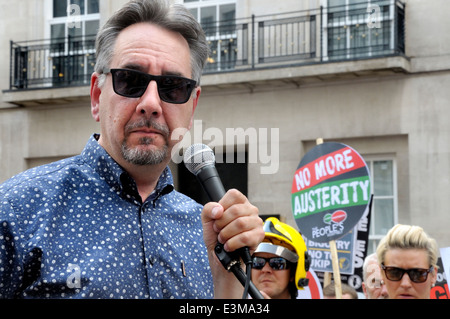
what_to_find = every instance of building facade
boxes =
[1,0,449,255]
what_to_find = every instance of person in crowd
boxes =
[376,224,438,299]
[251,217,310,299]
[0,0,264,299]
[322,282,358,299]
[362,253,389,299]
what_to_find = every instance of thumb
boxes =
[201,202,224,250]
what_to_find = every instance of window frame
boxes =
[44,0,99,86]
[321,0,396,61]
[363,155,398,254]
[182,0,237,71]
[46,0,100,40]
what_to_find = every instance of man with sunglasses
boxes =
[376,224,438,299]
[0,0,264,299]
[251,217,310,299]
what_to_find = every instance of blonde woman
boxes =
[376,224,438,299]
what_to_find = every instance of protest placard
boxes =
[292,141,371,298]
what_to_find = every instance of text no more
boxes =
[292,147,370,217]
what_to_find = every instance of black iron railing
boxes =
[8,1,405,91]
[9,34,96,90]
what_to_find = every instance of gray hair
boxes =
[94,0,209,86]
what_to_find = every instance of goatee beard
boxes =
[121,119,170,166]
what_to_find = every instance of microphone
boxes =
[183,143,226,203]
[183,144,264,299]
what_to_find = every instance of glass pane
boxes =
[220,39,237,69]
[201,6,216,36]
[189,8,198,20]
[367,239,380,256]
[53,0,67,18]
[87,53,96,74]
[349,24,369,58]
[201,6,216,22]
[370,20,389,55]
[328,0,345,12]
[374,198,394,235]
[347,1,368,27]
[348,0,368,10]
[68,22,82,38]
[220,4,235,21]
[71,0,85,15]
[208,40,218,67]
[328,26,347,56]
[88,0,99,14]
[85,20,100,36]
[51,23,65,41]
[52,56,66,85]
[373,160,393,196]
[219,4,235,35]
[51,24,65,53]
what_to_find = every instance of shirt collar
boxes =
[81,134,174,202]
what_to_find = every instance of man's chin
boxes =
[121,142,169,166]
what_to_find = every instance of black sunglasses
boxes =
[252,256,291,270]
[105,68,197,104]
[381,263,434,283]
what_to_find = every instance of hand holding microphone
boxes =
[183,144,265,299]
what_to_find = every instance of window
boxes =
[48,0,99,86]
[365,158,397,254]
[183,0,237,71]
[323,0,395,60]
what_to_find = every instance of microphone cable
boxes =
[183,144,264,299]
[240,247,252,299]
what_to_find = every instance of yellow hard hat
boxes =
[255,217,310,290]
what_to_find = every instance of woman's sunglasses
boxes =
[252,256,291,270]
[104,68,197,104]
[381,263,434,283]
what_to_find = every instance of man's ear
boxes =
[90,72,102,122]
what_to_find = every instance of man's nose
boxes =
[136,80,162,116]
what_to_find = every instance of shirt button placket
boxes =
[139,204,152,267]
[139,202,156,297]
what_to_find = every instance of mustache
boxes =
[124,118,170,138]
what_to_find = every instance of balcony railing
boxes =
[9,34,96,90]
[7,1,405,91]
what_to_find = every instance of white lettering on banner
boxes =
[306,217,369,282]
[312,223,344,239]
[336,240,350,250]
[293,179,370,216]
[295,167,311,190]
[310,258,331,269]
[357,211,369,232]
[354,239,366,268]
[314,149,354,180]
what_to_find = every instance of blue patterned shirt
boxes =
[0,134,213,299]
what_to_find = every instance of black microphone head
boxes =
[183,143,216,175]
